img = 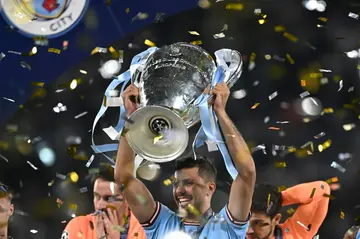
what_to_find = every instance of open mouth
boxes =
[177,196,192,204]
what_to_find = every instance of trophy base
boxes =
[124,105,189,163]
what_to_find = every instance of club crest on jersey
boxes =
[0,0,89,38]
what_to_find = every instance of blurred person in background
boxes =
[0,182,14,239]
[246,181,330,239]
[343,225,360,239]
[114,83,256,239]
[61,165,146,239]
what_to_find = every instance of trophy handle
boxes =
[214,49,243,89]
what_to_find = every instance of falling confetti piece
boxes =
[144,39,156,47]
[310,188,316,198]
[190,40,203,45]
[2,97,15,102]
[268,91,278,100]
[286,54,295,64]
[283,32,298,42]
[56,173,67,180]
[340,211,345,219]
[331,161,346,173]
[225,3,244,10]
[273,55,285,62]
[274,25,286,32]
[0,52,5,61]
[198,0,211,8]
[20,61,31,70]
[91,47,108,55]
[251,103,260,109]
[278,185,287,192]
[0,154,9,163]
[163,179,172,186]
[267,193,271,207]
[254,8,261,14]
[74,111,88,119]
[318,17,328,22]
[27,161,38,170]
[264,116,270,123]
[213,32,225,39]
[275,162,287,168]
[48,180,55,187]
[323,193,335,200]
[349,12,359,20]
[296,221,309,231]
[276,121,289,124]
[153,134,164,144]
[132,12,149,21]
[221,24,228,31]
[268,127,280,130]
[338,80,343,91]
[48,48,61,54]
[314,132,325,139]
[189,31,200,35]
[343,123,356,131]
[300,91,310,98]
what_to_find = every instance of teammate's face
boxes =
[173,167,215,217]
[93,179,127,217]
[246,212,281,239]
[0,196,13,233]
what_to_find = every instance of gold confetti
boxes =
[187,204,200,216]
[288,146,296,153]
[286,208,295,215]
[67,145,77,157]
[268,127,280,130]
[275,162,287,168]
[251,103,260,109]
[163,179,172,186]
[48,180,55,187]
[153,134,164,144]
[322,108,334,114]
[188,31,200,36]
[225,3,244,11]
[91,47,107,55]
[126,8,130,13]
[340,211,345,219]
[267,194,271,207]
[0,141,9,150]
[278,186,287,192]
[310,188,316,198]
[283,32,298,42]
[250,52,256,61]
[48,48,61,54]
[274,25,286,32]
[69,203,78,211]
[326,177,338,184]
[144,39,156,47]
[318,17,328,22]
[32,82,44,87]
[258,19,266,25]
[190,40,203,45]
[286,53,295,64]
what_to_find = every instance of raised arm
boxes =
[282,181,330,237]
[212,82,256,222]
[114,84,156,224]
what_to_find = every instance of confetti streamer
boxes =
[0,154,9,163]
[132,12,149,21]
[27,161,38,170]
[20,61,31,70]
[283,32,298,42]
[338,80,343,91]
[225,3,244,10]
[267,194,271,207]
[286,53,295,64]
[296,221,309,230]
[330,161,346,173]
[74,111,88,119]
[48,48,61,54]
[2,97,15,102]
[190,40,203,45]
[276,121,289,124]
[268,127,280,130]
[251,103,260,109]
[340,211,345,219]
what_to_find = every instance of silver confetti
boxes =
[268,91,278,100]
[264,116,270,123]
[276,121,289,124]
[213,32,225,39]
[314,132,325,139]
[74,111,88,119]
[348,12,359,20]
[273,55,285,62]
[300,91,310,98]
[86,155,95,167]
[0,52,5,61]
[0,154,9,163]
[26,161,38,170]
[80,187,88,193]
[20,61,31,70]
[153,12,165,23]
[338,80,343,91]
[348,86,354,92]
[319,69,332,72]
[330,161,346,173]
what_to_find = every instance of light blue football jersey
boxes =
[141,201,249,239]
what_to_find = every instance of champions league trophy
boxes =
[123,42,243,163]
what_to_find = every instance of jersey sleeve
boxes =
[140,201,180,239]
[218,204,250,238]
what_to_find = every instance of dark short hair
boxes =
[174,156,217,182]
[0,182,13,202]
[94,164,115,183]
[251,183,282,218]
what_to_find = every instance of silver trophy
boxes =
[124,42,243,163]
